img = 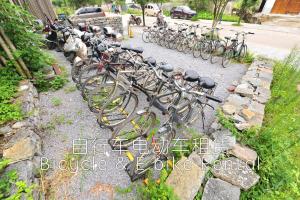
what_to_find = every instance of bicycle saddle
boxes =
[121,45,144,54]
[108,43,121,48]
[159,62,173,72]
[225,36,231,40]
[198,77,216,89]
[184,70,199,82]
[144,57,156,67]
[231,39,238,42]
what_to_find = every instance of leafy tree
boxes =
[189,0,211,12]
[135,0,150,26]
[66,0,101,8]
[235,0,259,24]
[152,0,168,9]
[212,0,230,28]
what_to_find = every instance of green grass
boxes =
[51,97,62,107]
[191,11,239,22]
[124,8,142,16]
[163,10,170,17]
[218,50,300,199]
[64,85,77,93]
[0,68,23,125]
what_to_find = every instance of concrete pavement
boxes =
[121,14,300,60]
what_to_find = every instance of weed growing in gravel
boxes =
[51,97,62,107]
[0,159,36,199]
[64,85,77,93]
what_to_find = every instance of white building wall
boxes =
[262,0,276,14]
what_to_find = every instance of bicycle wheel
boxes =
[200,41,211,60]
[78,63,102,89]
[210,41,224,64]
[81,72,116,99]
[125,151,158,181]
[176,40,184,52]
[193,43,201,58]
[109,111,156,149]
[238,44,247,61]
[222,49,234,68]
[97,91,138,128]
[142,31,150,43]
[125,129,175,181]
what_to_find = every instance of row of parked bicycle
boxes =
[65,30,223,181]
[142,23,254,67]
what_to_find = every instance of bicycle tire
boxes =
[222,49,234,68]
[82,72,115,101]
[97,91,139,128]
[88,83,124,113]
[200,41,211,60]
[109,111,156,149]
[142,31,150,43]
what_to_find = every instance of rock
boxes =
[259,71,273,82]
[235,123,251,131]
[212,157,260,190]
[227,94,250,108]
[232,114,246,123]
[249,101,265,115]
[188,151,206,168]
[210,121,222,131]
[0,125,13,136]
[211,130,236,151]
[240,109,255,121]
[202,178,240,200]
[258,67,273,74]
[166,157,207,200]
[222,104,237,115]
[18,84,29,92]
[227,85,236,92]
[248,114,264,128]
[3,132,41,162]
[198,137,222,164]
[12,121,30,129]
[228,143,257,165]
[235,83,254,98]
[248,78,262,88]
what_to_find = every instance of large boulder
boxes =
[212,157,260,190]
[202,178,240,200]
[166,157,207,200]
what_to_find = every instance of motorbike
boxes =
[129,15,141,26]
[63,29,88,63]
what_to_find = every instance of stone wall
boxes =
[165,59,273,200]
[71,16,124,34]
[0,80,42,199]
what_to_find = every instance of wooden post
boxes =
[0,35,26,77]
[0,28,32,78]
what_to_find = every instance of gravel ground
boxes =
[40,51,133,200]
[39,34,246,199]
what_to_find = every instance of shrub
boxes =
[0,1,53,72]
[137,169,179,200]
[34,70,67,92]
[126,8,142,16]
[0,159,35,199]
[192,11,239,22]
[0,68,23,125]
